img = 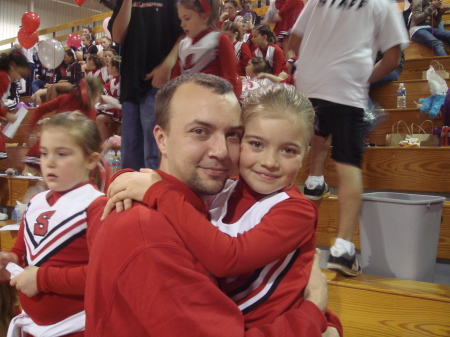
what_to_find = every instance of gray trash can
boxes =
[360,192,445,282]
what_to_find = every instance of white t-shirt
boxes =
[292,0,409,109]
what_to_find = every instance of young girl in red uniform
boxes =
[172,0,242,96]
[0,112,108,337]
[218,0,242,29]
[273,0,304,53]
[106,84,342,336]
[47,48,82,101]
[100,49,117,85]
[251,24,287,76]
[82,55,102,80]
[0,51,29,159]
[96,57,121,142]
[222,21,251,77]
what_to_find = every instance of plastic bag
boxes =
[12,201,27,225]
[427,65,448,95]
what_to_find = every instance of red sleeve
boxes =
[238,42,252,77]
[272,44,288,76]
[9,217,26,267]
[277,0,303,18]
[219,34,242,97]
[0,72,11,117]
[143,180,317,277]
[29,95,64,126]
[37,196,108,296]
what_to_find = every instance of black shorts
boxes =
[310,98,366,168]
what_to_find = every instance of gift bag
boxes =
[422,60,450,80]
[385,120,411,146]
[426,63,449,95]
[409,120,440,146]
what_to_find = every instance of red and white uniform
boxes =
[172,29,242,97]
[234,41,252,77]
[9,183,107,336]
[253,43,287,76]
[85,67,102,79]
[99,66,112,84]
[96,76,122,123]
[243,31,257,54]
[240,77,272,100]
[0,70,12,159]
[141,175,343,335]
[85,170,341,336]
[273,0,304,39]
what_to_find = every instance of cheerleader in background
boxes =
[273,0,304,54]
[100,49,117,85]
[221,21,251,77]
[96,57,121,142]
[82,55,103,80]
[251,24,287,76]
[172,0,242,97]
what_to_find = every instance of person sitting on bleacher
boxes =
[410,0,450,56]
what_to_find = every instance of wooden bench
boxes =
[296,147,450,193]
[369,78,450,109]
[365,108,444,146]
[399,56,450,81]
[313,196,450,260]
[324,269,450,336]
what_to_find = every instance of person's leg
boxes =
[369,70,400,90]
[412,28,447,56]
[139,87,159,169]
[121,99,145,170]
[432,28,450,53]
[31,79,45,94]
[309,133,332,176]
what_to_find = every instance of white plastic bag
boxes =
[426,65,448,95]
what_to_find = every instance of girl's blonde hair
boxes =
[242,83,315,145]
[42,112,103,185]
[222,21,242,41]
[177,0,219,29]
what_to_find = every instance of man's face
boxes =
[155,82,243,197]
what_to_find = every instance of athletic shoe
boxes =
[303,182,330,200]
[327,250,362,277]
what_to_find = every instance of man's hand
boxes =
[0,252,19,282]
[10,265,39,297]
[101,169,162,220]
[304,248,328,313]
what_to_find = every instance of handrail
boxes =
[0,11,112,51]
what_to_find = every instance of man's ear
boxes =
[154,125,167,155]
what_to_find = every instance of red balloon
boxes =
[18,28,38,49]
[75,0,87,5]
[22,12,40,33]
[66,33,82,49]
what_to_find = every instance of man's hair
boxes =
[155,73,234,133]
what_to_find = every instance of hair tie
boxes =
[198,0,211,15]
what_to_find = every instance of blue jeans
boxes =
[412,27,450,56]
[121,87,159,170]
[31,79,46,94]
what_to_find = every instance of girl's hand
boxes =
[101,169,162,220]
[220,12,229,22]
[304,249,328,313]
[6,112,17,123]
[144,62,172,88]
[10,266,39,297]
[274,13,282,22]
[0,252,19,282]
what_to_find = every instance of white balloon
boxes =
[38,39,64,70]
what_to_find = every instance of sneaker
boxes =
[327,250,362,277]
[303,182,330,200]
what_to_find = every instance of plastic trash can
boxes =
[360,192,445,282]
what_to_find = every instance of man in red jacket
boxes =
[85,73,338,336]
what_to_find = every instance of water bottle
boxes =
[106,150,115,173]
[243,12,252,24]
[115,150,122,173]
[396,83,406,109]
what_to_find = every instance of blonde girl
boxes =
[0,112,108,337]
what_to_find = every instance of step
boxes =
[296,147,450,193]
[366,108,444,146]
[313,196,450,260]
[324,268,450,336]
[0,146,29,172]
[400,56,450,81]
[369,78,450,109]
[405,41,450,60]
